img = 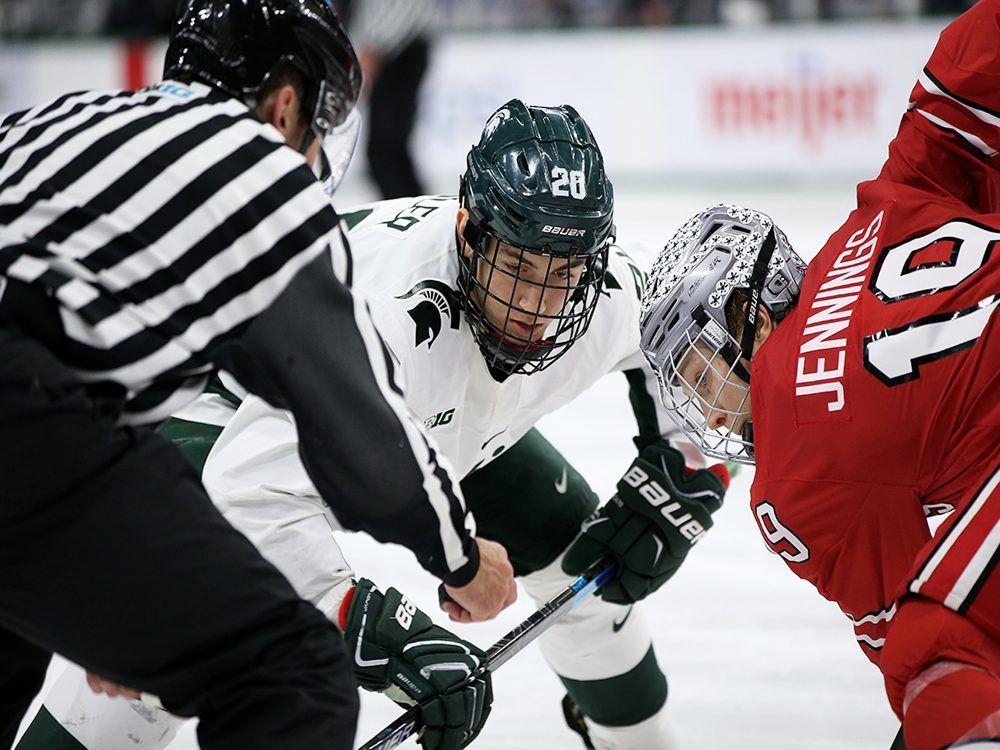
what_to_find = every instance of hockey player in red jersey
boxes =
[635,2,1000,748]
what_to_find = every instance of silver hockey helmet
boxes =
[639,204,805,463]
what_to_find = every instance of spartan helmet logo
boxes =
[483,107,509,138]
[396,280,462,349]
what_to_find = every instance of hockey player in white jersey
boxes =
[19,100,729,750]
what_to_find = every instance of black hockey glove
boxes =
[562,442,729,605]
[340,579,492,750]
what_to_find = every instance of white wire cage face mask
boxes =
[640,203,806,465]
[652,314,754,464]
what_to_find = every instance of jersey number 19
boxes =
[864,219,999,385]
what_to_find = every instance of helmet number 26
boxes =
[551,167,587,200]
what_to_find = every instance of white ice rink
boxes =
[21,181,903,749]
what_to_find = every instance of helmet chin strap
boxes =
[733,226,777,383]
[728,227,777,456]
[741,420,755,458]
[297,122,316,154]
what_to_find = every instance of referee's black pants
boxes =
[366,37,430,199]
[0,323,358,750]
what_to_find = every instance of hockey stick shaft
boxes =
[357,557,619,750]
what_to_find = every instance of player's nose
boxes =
[516,282,544,312]
[707,407,731,432]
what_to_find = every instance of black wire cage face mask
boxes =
[458,219,608,378]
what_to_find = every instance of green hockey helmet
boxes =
[458,99,614,379]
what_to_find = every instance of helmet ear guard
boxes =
[459,205,488,256]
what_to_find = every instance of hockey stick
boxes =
[357,557,619,750]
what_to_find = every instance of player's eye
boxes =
[502,261,522,275]
[692,368,710,397]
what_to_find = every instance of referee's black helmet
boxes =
[165,0,361,141]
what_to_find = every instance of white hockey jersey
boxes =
[196,195,683,506]
[347,195,681,475]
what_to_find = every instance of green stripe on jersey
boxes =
[205,376,242,409]
[340,208,375,231]
[624,368,661,450]
[157,417,224,475]
[14,706,87,750]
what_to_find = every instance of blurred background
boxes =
[0,0,974,37]
[0,0,970,203]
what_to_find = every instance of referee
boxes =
[345,0,441,198]
[0,2,513,749]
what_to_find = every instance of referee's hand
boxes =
[443,538,517,623]
[86,671,140,701]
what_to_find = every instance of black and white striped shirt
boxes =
[0,79,478,583]
[348,0,441,57]
[0,80,339,425]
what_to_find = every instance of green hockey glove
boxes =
[562,442,729,604]
[339,579,492,750]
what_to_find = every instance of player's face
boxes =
[675,341,752,436]
[471,238,586,345]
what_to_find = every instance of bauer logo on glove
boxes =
[340,579,493,750]
[563,441,729,605]
[621,463,709,543]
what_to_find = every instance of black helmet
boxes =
[458,99,614,379]
[165,0,361,156]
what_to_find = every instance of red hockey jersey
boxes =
[749,0,1000,668]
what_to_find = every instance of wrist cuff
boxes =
[336,584,357,632]
[437,536,480,587]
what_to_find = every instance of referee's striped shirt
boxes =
[0,80,339,426]
[0,79,478,584]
